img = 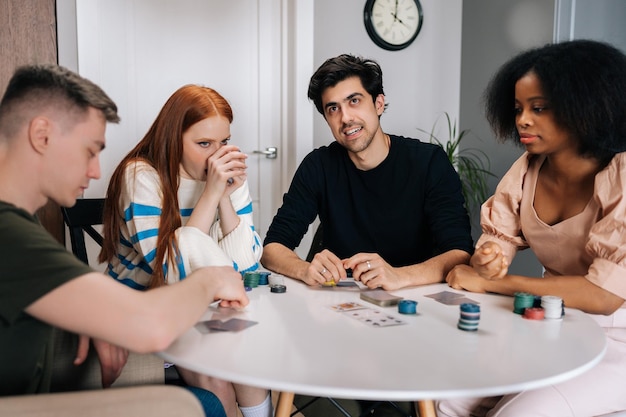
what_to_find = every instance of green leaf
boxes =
[417,112,496,219]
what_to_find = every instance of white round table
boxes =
[160,279,607,416]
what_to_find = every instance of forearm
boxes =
[186,192,220,233]
[27,271,220,353]
[400,249,471,286]
[482,274,624,315]
[261,242,309,281]
[217,196,240,236]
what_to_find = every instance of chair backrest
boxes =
[61,198,105,265]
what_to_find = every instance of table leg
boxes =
[416,399,436,417]
[275,392,295,417]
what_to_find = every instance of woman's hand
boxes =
[470,241,508,280]
[446,264,490,293]
[204,145,247,200]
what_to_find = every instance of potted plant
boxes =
[418,112,495,220]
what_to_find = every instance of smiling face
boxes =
[515,71,575,156]
[42,107,106,207]
[321,76,385,155]
[180,115,231,180]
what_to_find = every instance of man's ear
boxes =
[28,117,50,155]
[375,94,385,116]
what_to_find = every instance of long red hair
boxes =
[99,85,233,289]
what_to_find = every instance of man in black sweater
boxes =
[262,54,473,290]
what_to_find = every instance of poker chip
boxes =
[458,303,480,331]
[457,321,479,331]
[243,272,260,288]
[398,299,418,314]
[270,284,286,293]
[244,286,252,292]
[541,295,564,320]
[257,271,270,286]
[513,292,535,314]
[523,307,545,320]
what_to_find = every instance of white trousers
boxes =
[437,328,626,417]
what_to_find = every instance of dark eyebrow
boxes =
[323,92,364,111]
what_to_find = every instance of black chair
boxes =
[61,198,105,265]
[60,198,182,386]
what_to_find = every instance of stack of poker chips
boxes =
[243,272,260,288]
[513,292,535,314]
[458,303,480,331]
[541,295,564,320]
[258,271,270,286]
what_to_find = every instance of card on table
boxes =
[320,279,360,289]
[425,290,480,306]
[344,308,407,327]
[330,301,367,312]
[195,318,258,334]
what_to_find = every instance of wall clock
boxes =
[363,0,424,51]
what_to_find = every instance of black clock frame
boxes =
[363,0,424,51]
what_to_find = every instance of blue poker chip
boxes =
[258,271,270,285]
[244,286,252,292]
[460,303,480,313]
[398,299,418,314]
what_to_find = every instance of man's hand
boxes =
[306,249,347,286]
[197,266,250,309]
[445,264,491,293]
[343,253,407,291]
[470,241,508,280]
[74,335,128,388]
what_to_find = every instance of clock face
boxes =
[364,0,423,51]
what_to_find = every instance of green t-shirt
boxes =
[0,201,93,396]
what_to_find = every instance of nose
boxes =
[341,106,355,124]
[517,108,531,128]
[88,156,102,180]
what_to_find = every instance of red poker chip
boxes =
[523,307,545,320]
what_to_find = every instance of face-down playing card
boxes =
[425,290,480,306]
[195,318,258,333]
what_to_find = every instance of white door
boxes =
[57,0,289,240]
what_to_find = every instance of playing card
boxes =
[195,318,258,333]
[219,318,258,331]
[330,302,367,312]
[441,296,481,305]
[425,291,480,306]
[344,308,406,327]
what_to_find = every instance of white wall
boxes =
[312,0,463,148]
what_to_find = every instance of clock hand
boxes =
[396,15,410,28]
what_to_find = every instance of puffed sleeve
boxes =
[585,153,626,300]
[475,153,533,263]
[208,180,262,272]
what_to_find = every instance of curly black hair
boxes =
[484,39,626,163]
[308,54,386,116]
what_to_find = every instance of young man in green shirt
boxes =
[0,64,247,414]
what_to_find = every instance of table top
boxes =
[159,278,607,401]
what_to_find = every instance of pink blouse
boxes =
[477,152,626,325]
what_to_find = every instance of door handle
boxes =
[252,147,277,159]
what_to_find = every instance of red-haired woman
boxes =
[100,85,269,417]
